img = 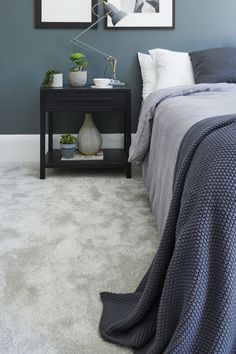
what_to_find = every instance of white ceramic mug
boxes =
[93,78,114,87]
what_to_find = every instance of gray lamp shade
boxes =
[104,3,127,26]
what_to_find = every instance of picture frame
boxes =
[105,0,175,29]
[35,0,98,29]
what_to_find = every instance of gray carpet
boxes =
[0,164,160,354]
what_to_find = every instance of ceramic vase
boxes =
[69,71,87,87]
[77,113,102,155]
[51,73,63,88]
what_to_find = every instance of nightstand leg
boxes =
[40,110,46,179]
[125,92,132,178]
[48,112,53,151]
[126,163,131,178]
[124,115,127,151]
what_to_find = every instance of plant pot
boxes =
[60,143,76,159]
[51,73,63,88]
[77,113,102,155]
[69,71,87,87]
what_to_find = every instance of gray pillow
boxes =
[190,47,236,84]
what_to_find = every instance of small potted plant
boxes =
[41,68,63,88]
[60,134,77,159]
[69,52,88,87]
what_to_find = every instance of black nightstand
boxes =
[40,85,132,179]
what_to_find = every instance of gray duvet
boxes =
[129,83,236,234]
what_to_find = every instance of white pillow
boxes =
[138,52,157,99]
[149,48,195,90]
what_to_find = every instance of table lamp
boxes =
[71,1,127,86]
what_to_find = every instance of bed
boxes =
[99,48,236,353]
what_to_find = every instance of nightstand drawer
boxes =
[44,91,127,109]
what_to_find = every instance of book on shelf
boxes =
[61,150,104,161]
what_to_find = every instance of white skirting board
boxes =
[0,134,133,162]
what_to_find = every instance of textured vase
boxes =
[69,71,87,87]
[77,113,102,155]
[60,143,76,159]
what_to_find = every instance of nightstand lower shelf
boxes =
[45,149,130,170]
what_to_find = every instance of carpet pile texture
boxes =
[0,164,159,354]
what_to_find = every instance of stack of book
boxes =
[61,150,104,161]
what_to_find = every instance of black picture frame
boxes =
[35,0,98,29]
[105,0,175,30]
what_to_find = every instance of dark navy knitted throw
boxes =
[99,115,236,353]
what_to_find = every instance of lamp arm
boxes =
[72,12,105,43]
[71,13,116,61]
[72,38,114,61]
[72,38,117,80]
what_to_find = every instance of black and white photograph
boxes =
[35,0,97,29]
[105,0,174,29]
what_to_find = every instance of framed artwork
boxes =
[105,0,175,29]
[35,0,98,29]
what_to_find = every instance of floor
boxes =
[0,164,160,354]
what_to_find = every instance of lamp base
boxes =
[112,80,126,86]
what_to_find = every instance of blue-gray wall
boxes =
[1,0,236,134]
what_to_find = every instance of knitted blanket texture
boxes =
[100,114,236,353]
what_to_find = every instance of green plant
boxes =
[60,134,77,145]
[69,52,88,72]
[41,69,60,88]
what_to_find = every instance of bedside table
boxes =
[40,85,132,179]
